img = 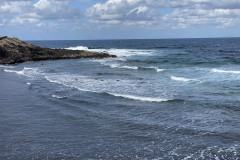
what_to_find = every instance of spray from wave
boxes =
[65,46,156,57]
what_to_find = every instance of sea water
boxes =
[0,38,240,159]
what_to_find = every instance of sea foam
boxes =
[0,65,15,69]
[211,68,240,74]
[139,66,165,72]
[65,46,89,51]
[99,60,164,72]
[45,74,170,103]
[52,94,66,99]
[66,46,156,57]
[120,66,138,70]
[101,62,138,70]
[4,67,41,78]
[171,76,199,82]
[110,93,169,102]
[156,68,165,72]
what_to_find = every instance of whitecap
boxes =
[52,94,65,99]
[137,66,165,72]
[0,65,15,69]
[110,93,169,102]
[45,74,171,103]
[103,48,155,57]
[4,69,21,74]
[99,61,138,70]
[145,66,165,72]
[45,75,93,93]
[100,62,164,72]
[4,67,41,78]
[109,63,120,68]
[65,46,156,57]
[211,68,240,74]
[65,46,89,51]
[156,69,165,72]
[171,76,199,82]
[120,66,138,70]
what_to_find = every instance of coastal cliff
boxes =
[0,37,116,64]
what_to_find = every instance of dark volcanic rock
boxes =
[0,37,116,64]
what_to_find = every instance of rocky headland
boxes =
[0,36,116,64]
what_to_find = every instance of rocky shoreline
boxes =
[0,37,116,64]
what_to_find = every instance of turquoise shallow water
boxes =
[1,38,240,159]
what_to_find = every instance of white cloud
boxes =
[33,0,81,19]
[0,1,33,14]
[85,0,240,29]
[163,8,240,29]
[85,0,160,27]
[0,0,81,28]
[145,0,240,9]
[1,0,240,34]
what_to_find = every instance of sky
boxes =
[1,0,240,40]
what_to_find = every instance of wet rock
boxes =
[0,37,117,64]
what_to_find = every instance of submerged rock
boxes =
[0,36,116,64]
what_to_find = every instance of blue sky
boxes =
[1,0,240,40]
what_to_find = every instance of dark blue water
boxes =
[1,38,240,159]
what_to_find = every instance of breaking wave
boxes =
[65,46,156,57]
[52,94,66,99]
[211,68,240,74]
[99,60,164,72]
[4,67,41,78]
[0,65,15,69]
[110,93,170,102]
[171,76,199,82]
[45,74,170,103]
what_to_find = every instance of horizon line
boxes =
[24,36,240,41]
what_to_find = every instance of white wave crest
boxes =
[45,74,170,103]
[111,93,169,102]
[120,66,138,70]
[109,63,120,68]
[65,46,89,51]
[99,61,138,70]
[52,94,65,99]
[4,69,20,74]
[156,69,165,72]
[145,66,165,72]
[171,76,198,82]
[107,48,154,57]
[211,68,240,74]
[4,67,41,78]
[0,65,15,69]
[65,46,156,57]
[100,61,164,72]
[45,75,93,93]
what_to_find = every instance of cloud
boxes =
[33,0,81,20]
[85,0,240,29]
[1,0,240,36]
[162,7,240,29]
[85,0,160,27]
[0,0,81,28]
[144,0,240,9]
[0,1,33,14]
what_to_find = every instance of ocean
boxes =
[0,38,240,159]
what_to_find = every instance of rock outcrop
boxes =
[0,37,116,64]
